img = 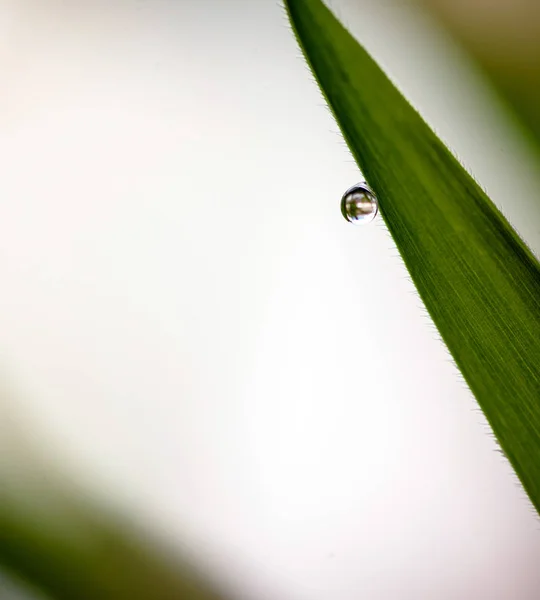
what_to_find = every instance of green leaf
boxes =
[284,0,540,512]
[0,479,223,600]
[419,0,540,153]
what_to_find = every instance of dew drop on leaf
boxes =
[341,183,378,224]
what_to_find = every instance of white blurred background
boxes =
[1,0,540,598]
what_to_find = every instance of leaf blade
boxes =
[285,0,540,510]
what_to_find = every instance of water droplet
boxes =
[341,182,378,225]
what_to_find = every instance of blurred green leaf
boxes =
[0,475,224,600]
[418,0,540,150]
[285,0,540,512]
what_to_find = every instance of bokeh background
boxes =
[1,0,540,598]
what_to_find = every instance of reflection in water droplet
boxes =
[341,183,378,225]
